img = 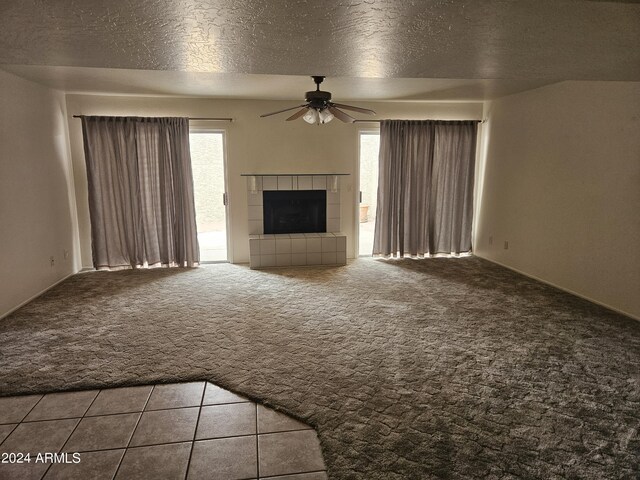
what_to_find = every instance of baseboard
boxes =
[0,271,78,320]
[475,254,639,322]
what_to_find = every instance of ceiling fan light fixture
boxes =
[303,108,319,124]
[260,76,376,123]
[318,109,334,124]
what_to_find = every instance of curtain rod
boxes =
[72,115,233,122]
[353,119,482,123]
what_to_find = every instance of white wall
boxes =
[0,70,80,318]
[475,81,640,319]
[65,95,482,266]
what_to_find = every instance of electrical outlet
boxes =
[504,241,509,250]
[50,256,55,267]
[489,236,493,245]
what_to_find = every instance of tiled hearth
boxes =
[249,233,347,268]
[246,174,347,269]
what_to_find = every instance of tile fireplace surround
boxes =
[246,175,347,269]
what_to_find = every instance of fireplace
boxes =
[263,190,326,234]
[246,174,346,268]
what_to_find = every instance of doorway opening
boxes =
[190,131,228,262]
[358,132,380,256]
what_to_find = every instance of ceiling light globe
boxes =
[319,109,334,124]
[303,109,318,124]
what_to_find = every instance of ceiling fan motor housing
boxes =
[305,90,332,110]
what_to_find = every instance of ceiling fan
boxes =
[260,76,376,124]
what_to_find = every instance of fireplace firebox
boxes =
[263,190,326,234]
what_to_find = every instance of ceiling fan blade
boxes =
[260,104,308,118]
[328,106,355,123]
[331,103,376,115]
[285,108,309,121]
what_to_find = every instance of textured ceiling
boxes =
[0,0,638,99]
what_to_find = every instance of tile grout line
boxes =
[255,403,260,479]
[67,437,205,454]
[128,431,259,448]
[11,397,253,424]
[144,398,250,413]
[74,409,155,419]
[20,415,89,424]
[55,445,127,454]
[111,384,155,480]
[184,382,208,480]
[256,426,314,436]
[260,470,327,479]
[19,407,155,423]
[44,389,102,479]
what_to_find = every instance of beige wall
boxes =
[474,81,640,319]
[0,70,80,318]
[4,78,637,320]
[65,95,482,266]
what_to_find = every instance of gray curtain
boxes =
[373,120,477,257]
[81,116,199,269]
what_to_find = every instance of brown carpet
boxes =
[1,257,639,479]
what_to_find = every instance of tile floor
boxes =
[0,382,327,480]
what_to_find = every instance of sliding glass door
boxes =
[190,131,229,262]
[358,132,380,256]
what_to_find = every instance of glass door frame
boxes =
[356,128,380,257]
[189,126,231,263]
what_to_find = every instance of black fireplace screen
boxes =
[263,190,326,234]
